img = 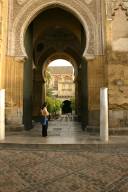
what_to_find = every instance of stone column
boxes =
[0,89,5,140]
[74,78,78,115]
[23,58,32,130]
[23,26,33,130]
[81,58,88,130]
[77,66,82,121]
[42,80,45,104]
[0,1,2,89]
[32,68,43,116]
[100,87,108,142]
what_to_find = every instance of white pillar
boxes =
[100,87,108,142]
[0,89,5,140]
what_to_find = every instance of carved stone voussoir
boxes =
[8,0,99,57]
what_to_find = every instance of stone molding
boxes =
[15,0,94,8]
[14,56,27,62]
[84,0,93,4]
[16,0,27,5]
[7,0,103,59]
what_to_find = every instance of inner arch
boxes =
[23,6,88,129]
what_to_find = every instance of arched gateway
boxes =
[5,0,106,130]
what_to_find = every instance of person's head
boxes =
[42,102,47,108]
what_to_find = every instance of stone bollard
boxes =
[100,87,108,142]
[0,89,5,140]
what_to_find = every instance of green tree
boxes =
[45,68,52,87]
[71,97,75,111]
[46,96,62,117]
[54,99,62,114]
[46,88,54,97]
[45,68,53,97]
[46,96,54,113]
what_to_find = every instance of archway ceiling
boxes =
[33,27,82,66]
[33,8,86,48]
[32,7,86,65]
[36,47,81,69]
[34,26,83,49]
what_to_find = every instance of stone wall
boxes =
[88,56,106,126]
[106,0,128,127]
[0,0,8,89]
[5,56,24,127]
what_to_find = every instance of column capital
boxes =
[82,54,95,61]
[74,76,79,83]
[15,56,27,63]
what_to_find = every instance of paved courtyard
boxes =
[0,146,128,192]
[3,116,128,144]
[0,117,128,192]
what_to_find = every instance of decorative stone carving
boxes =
[106,0,128,20]
[107,49,128,65]
[112,0,128,18]
[121,1,128,18]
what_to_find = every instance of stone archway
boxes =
[43,54,88,125]
[6,0,106,130]
[7,0,98,59]
[21,6,89,129]
[42,52,78,82]
[32,52,88,128]
[39,52,79,117]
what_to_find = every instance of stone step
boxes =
[0,142,128,152]
[86,126,128,135]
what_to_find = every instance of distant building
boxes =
[48,66,75,100]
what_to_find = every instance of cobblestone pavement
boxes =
[0,147,128,192]
[1,117,128,191]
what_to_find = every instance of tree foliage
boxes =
[46,96,62,115]
[70,97,75,110]
[45,68,52,87]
